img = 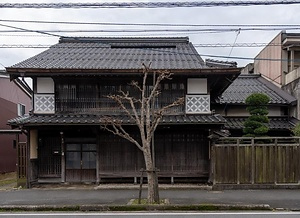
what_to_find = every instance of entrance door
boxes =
[66,143,97,182]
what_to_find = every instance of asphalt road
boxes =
[1,212,300,217]
[1,189,300,209]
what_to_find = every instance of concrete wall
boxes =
[283,78,300,118]
[254,33,283,85]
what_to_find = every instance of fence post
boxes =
[209,139,216,185]
[298,138,300,185]
[274,138,277,185]
[237,138,240,185]
[251,138,255,184]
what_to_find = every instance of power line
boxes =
[0,43,284,48]
[228,29,241,60]
[0,23,62,37]
[0,27,300,33]
[0,34,52,37]
[1,42,298,63]
[0,62,5,68]
[1,19,300,28]
[0,1,300,9]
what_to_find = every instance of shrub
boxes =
[243,93,270,137]
[292,123,300,136]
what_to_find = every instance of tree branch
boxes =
[101,117,143,152]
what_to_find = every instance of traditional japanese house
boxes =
[213,73,298,136]
[7,37,241,186]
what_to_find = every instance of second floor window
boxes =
[17,103,26,116]
[55,80,185,114]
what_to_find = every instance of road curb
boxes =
[0,203,272,212]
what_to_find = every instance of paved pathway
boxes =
[1,188,300,210]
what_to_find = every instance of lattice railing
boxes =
[185,95,210,114]
[34,94,55,114]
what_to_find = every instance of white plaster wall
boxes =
[226,106,281,116]
[36,78,54,93]
[30,130,38,159]
[187,78,207,94]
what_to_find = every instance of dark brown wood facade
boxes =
[30,125,211,184]
[54,77,185,114]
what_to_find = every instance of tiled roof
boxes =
[225,117,298,130]
[218,74,296,105]
[9,37,205,70]
[8,114,225,126]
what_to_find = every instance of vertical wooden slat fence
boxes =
[213,137,300,186]
[17,142,27,187]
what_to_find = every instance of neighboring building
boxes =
[0,70,31,173]
[254,31,300,86]
[213,73,297,136]
[6,37,241,185]
[253,31,300,118]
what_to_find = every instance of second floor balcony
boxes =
[33,80,211,115]
[34,93,211,115]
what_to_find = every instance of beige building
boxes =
[254,31,300,118]
[254,31,300,86]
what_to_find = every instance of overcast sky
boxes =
[1,0,300,70]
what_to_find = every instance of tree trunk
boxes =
[143,143,159,204]
[146,170,159,204]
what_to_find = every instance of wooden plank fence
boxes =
[17,142,27,187]
[212,137,300,186]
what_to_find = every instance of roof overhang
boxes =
[225,116,299,130]
[6,67,241,99]
[0,129,22,134]
[9,114,226,127]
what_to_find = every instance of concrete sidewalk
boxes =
[1,184,300,211]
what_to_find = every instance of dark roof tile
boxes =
[225,117,298,130]
[8,114,225,126]
[218,74,296,105]
[10,37,205,70]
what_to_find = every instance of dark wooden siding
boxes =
[36,127,210,182]
[55,78,185,114]
[99,132,144,177]
[99,128,209,178]
[38,135,61,177]
[155,130,209,177]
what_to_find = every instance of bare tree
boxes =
[101,64,184,204]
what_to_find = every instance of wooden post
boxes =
[298,138,300,185]
[138,168,144,204]
[251,138,255,184]
[237,138,240,185]
[16,133,20,183]
[25,133,30,188]
[96,133,100,184]
[209,139,216,185]
[274,138,278,185]
[60,132,66,183]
